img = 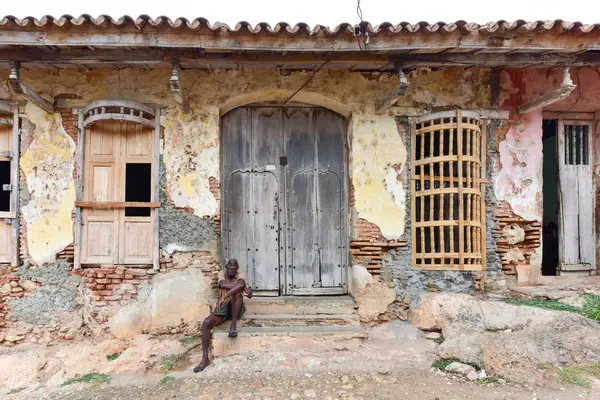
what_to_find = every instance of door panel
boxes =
[558,122,595,272]
[226,172,254,282]
[252,172,280,291]
[82,219,118,264]
[119,121,154,264]
[318,172,343,287]
[0,124,11,264]
[121,220,153,263]
[291,172,316,290]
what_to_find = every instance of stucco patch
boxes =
[162,107,219,218]
[352,115,407,239]
[20,104,76,265]
[494,110,543,222]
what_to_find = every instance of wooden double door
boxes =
[81,120,155,265]
[221,106,348,296]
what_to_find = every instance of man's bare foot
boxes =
[193,360,210,373]
[228,328,238,338]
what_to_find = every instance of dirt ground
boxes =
[35,369,595,400]
[6,321,597,400]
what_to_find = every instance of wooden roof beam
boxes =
[170,59,189,113]
[7,62,54,113]
[393,52,600,68]
[375,66,409,114]
[517,68,576,115]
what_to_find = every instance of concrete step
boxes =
[212,325,368,356]
[244,295,357,316]
[221,313,360,328]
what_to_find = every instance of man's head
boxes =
[225,259,239,279]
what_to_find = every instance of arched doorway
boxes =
[221,106,348,296]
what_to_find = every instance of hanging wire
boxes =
[355,0,369,51]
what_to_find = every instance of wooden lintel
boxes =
[7,63,55,113]
[0,100,18,113]
[75,201,161,209]
[375,66,409,114]
[170,60,189,113]
[517,68,576,114]
[543,111,595,120]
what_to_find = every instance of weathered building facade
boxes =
[0,16,599,345]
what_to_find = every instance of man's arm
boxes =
[219,279,247,302]
[218,280,238,290]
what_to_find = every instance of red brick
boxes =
[95,268,115,274]
[95,290,113,296]
[95,295,103,301]
[108,274,124,279]
[111,279,122,284]
[96,273,106,278]
[123,279,142,285]
[124,274,134,279]
[129,269,148,276]
[96,279,111,284]
[95,284,106,290]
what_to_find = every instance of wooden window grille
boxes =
[410,111,487,271]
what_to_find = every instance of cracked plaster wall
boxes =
[0,67,490,275]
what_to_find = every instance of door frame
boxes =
[556,119,596,275]
[220,104,350,296]
[74,100,161,270]
[0,103,20,267]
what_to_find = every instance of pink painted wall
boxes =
[498,67,600,274]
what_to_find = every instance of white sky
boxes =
[2,0,599,26]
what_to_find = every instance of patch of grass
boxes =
[477,377,505,386]
[159,375,175,385]
[504,294,600,322]
[432,358,481,371]
[61,373,111,387]
[558,363,600,388]
[432,336,445,345]
[106,351,123,361]
[7,387,26,395]
[180,335,199,345]
[160,354,185,374]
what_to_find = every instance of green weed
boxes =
[160,354,185,374]
[106,351,123,361]
[61,373,111,387]
[7,387,26,395]
[432,358,481,371]
[504,294,600,322]
[558,363,600,388]
[180,335,199,345]
[159,375,175,385]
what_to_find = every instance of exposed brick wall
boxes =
[209,176,221,233]
[79,266,154,323]
[494,201,542,275]
[351,218,407,274]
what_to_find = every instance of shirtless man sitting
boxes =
[193,258,252,373]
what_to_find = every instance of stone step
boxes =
[244,296,357,316]
[221,313,360,328]
[212,325,368,357]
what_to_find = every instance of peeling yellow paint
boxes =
[20,103,76,265]
[0,66,491,260]
[352,116,407,239]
